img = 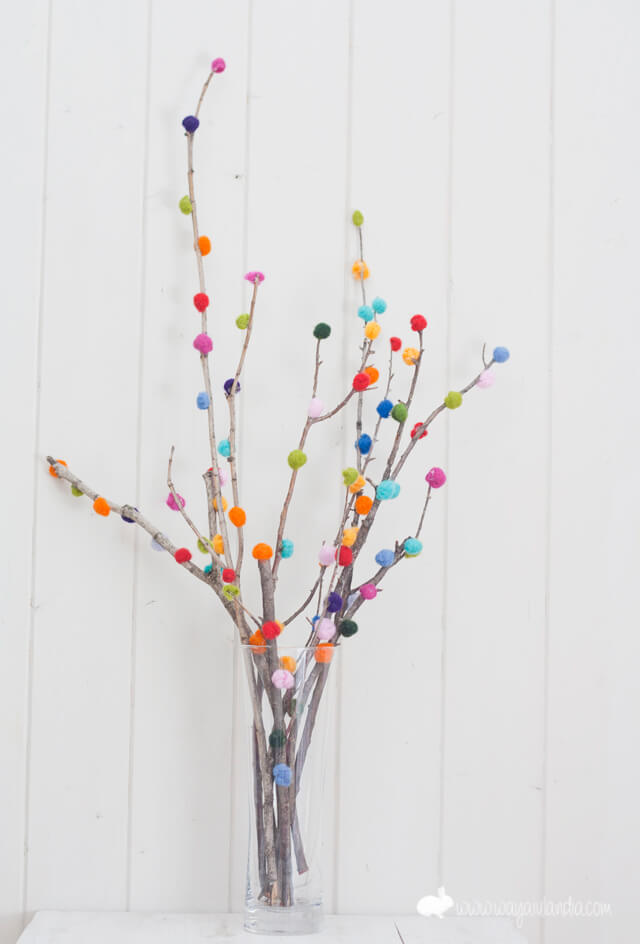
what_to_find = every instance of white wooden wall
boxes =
[1,2,639,943]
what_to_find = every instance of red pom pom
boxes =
[174,548,192,563]
[262,621,281,640]
[352,372,371,392]
[410,421,428,440]
[410,314,427,332]
[390,337,402,352]
[336,545,353,566]
[194,292,210,312]
[222,567,236,583]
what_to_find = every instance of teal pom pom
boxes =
[391,402,408,422]
[376,399,393,418]
[358,305,374,322]
[218,439,231,457]
[273,763,292,787]
[376,479,400,500]
[404,537,423,557]
[340,619,358,637]
[196,392,210,410]
[375,549,395,567]
[204,563,213,574]
[280,539,294,559]
[269,729,286,749]
[493,346,510,363]
[372,297,387,314]
[313,322,331,339]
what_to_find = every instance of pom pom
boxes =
[353,372,371,391]
[372,297,387,314]
[313,322,331,339]
[151,538,165,552]
[244,270,265,283]
[272,669,294,690]
[318,544,336,566]
[166,492,185,511]
[375,548,395,567]
[377,480,400,500]
[357,434,372,454]
[493,346,510,363]
[363,366,379,384]
[236,313,250,329]
[49,459,67,478]
[269,728,286,748]
[336,545,353,566]
[425,467,447,488]
[444,390,463,409]
[349,474,366,494]
[355,494,373,516]
[224,378,240,396]
[314,643,334,663]
[70,485,83,496]
[280,655,296,673]
[404,537,423,557]
[262,620,281,640]
[121,506,138,523]
[211,57,226,73]
[223,584,239,599]
[193,292,209,312]
[198,236,211,256]
[410,314,427,332]
[174,547,191,563]
[182,115,199,133]
[213,534,224,555]
[273,763,292,787]
[193,333,213,354]
[358,305,374,323]
[359,583,377,600]
[352,259,369,280]
[342,526,359,547]
[403,347,420,365]
[229,506,246,527]
[342,467,358,486]
[179,195,192,214]
[390,337,402,352]
[376,399,393,418]
[280,539,294,558]
[218,439,231,457]
[410,421,428,440]
[93,496,110,517]
[249,630,266,653]
[288,449,307,470]
[340,619,358,637]
[327,591,343,613]
[308,397,324,418]
[476,369,495,388]
[352,209,364,226]
[212,495,228,512]
[197,538,210,553]
[252,543,273,560]
[391,403,408,422]
[365,322,381,340]
[222,567,236,582]
[316,618,336,642]
[196,391,210,410]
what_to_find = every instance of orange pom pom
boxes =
[49,459,67,478]
[249,630,266,654]
[352,260,370,280]
[365,322,381,340]
[213,496,228,512]
[252,543,273,560]
[315,642,334,664]
[93,496,110,517]
[198,235,211,256]
[213,534,224,555]
[355,494,373,516]
[363,366,379,384]
[229,506,246,527]
[403,347,420,366]
[342,526,359,547]
[280,655,296,672]
[349,474,366,494]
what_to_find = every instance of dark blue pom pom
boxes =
[376,399,393,418]
[224,378,240,396]
[182,115,200,133]
[121,506,138,523]
[357,434,372,454]
[327,591,343,613]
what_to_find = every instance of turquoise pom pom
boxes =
[375,549,395,567]
[358,305,374,323]
[493,346,510,363]
[376,399,393,418]
[376,479,400,500]
[204,563,213,574]
[404,537,423,557]
[218,439,231,457]
[196,392,210,410]
[372,297,387,314]
[280,539,294,559]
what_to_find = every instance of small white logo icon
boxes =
[416,886,454,919]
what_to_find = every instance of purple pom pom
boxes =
[224,378,241,396]
[182,115,200,133]
[327,592,343,613]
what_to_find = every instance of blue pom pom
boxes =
[493,346,510,363]
[377,479,400,500]
[196,391,210,410]
[372,297,387,314]
[327,591,343,613]
[357,305,374,323]
[375,549,395,567]
[224,378,241,396]
[273,763,292,787]
[121,506,138,523]
[357,434,373,454]
[404,537,423,557]
[311,615,320,625]
[376,399,393,418]
[218,439,231,457]
[204,563,213,574]
[280,539,294,559]
[182,115,200,133]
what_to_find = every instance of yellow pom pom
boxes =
[402,347,420,366]
[213,496,228,512]
[365,322,381,340]
[213,534,224,555]
[349,474,366,494]
[342,527,359,547]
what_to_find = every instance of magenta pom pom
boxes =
[272,669,294,690]
[318,544,336,566]
[211,57,226,73]
[308,397,325,419]
[359,583,378,600]
[316,618,336,641]
[477,369,495,389]
[425,467,447,488]
[244,270,265,283]
[193,333,213,354]
[166,492,185,511]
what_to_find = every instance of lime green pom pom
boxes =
[288,449,307,470]
[197,538,210,554]
[391,403,408,422]
[444,391,463,410]
[236,314,250,329]
[179,195,192,214]
[342,467,358,486]
[352,210,364,226]
[70,485,83,497]
[223,584,240,599]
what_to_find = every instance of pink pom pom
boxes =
[244,271,265,283]
[318,544,336,566]
[166,492,185,510]
[211,57,226,73]
[316,618,336,641]
[477,369,495,389]
[308,397,324,419]
[359,583,378,600]
[425,467,447,488]
[193,333,213,354]
[272,669,294,690]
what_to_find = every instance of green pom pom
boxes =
[236,313,250,329]
[269,728,286,749]
[313,322,331,340]
[223,584,240,599]
[179,195,192,214]
[197,538,210,554]
[287,698,297,718]
[288,449,307,470]
[342,467,358,486]
[352,210,364,227]
[391,403,408,422]
[340,619,358,637]
[70,485,83,497]
[444,391,463,410]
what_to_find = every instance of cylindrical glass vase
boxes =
[240,642,337,935]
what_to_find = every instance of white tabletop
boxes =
[18,912,527,943]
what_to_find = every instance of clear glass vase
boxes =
[240,642,337,935]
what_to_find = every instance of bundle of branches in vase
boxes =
[46,57,510,935]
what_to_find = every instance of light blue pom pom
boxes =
[273,763,292,787]
[376,479,400,500]
[403,537,423,557]
[375,549,395,567]
[150,537,165,552]
[218,439,231,457]
[358,305,374,323]
[376,399,393,418]
[372,297,387,314]
[493,346,510,363]
[357,434,372,454]
[280,539,294,559]
[196,391,210,410]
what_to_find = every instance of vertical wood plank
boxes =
[25,0,150,913]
